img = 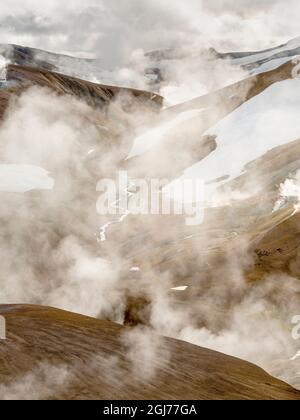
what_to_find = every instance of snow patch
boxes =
[171,286,188,291]
[231,36,300,67]
[127,109,206,160]
[251,56,295,75]
[130,267,140,272]
[0,55,9,81]
[0,165,54,193]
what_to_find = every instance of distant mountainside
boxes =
[0,44,115,85]
[144,37,300,104]
[0,64,162,119]
[146,36,300,73]
[2,38,300,97]
[0,43,158,90]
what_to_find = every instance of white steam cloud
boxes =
[0,363,72,400]
[0,82,298,391]
[0,1,300,65]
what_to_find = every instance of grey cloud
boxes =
[0,0,299,67]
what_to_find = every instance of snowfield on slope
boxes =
[127,109,206,159]
[251,56,298,76]
[0,54,8,81]
[166,78,300,203]
[231,36,300,67]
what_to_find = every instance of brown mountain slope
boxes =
[0,64,162,121]
[165,59,295,116]
[0,305,299,400]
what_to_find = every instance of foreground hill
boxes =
[0,305,298,400]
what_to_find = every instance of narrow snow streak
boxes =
[98,182,136,242]
[290,351,300,361]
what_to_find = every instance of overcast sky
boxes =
[0,1,299,66]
